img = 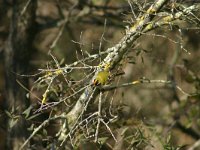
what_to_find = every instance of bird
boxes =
[93,71,110,86]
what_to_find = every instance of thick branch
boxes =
[58,0,169,141]
[4,0,37,149]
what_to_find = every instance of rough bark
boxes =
[4,1,37,149]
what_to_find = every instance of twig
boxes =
[64,0,169,132]
[102,79,194,96]
[20,0,32,16]
[188,139,200,150]
[19,115,65,150]
[95,92,102,142]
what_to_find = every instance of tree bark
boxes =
[4,1,37,149]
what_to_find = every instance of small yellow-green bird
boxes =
[93,71,110,86]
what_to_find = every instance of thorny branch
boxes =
[55,0,171,145]
[63,0,169,133]
[20,0,200,149]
